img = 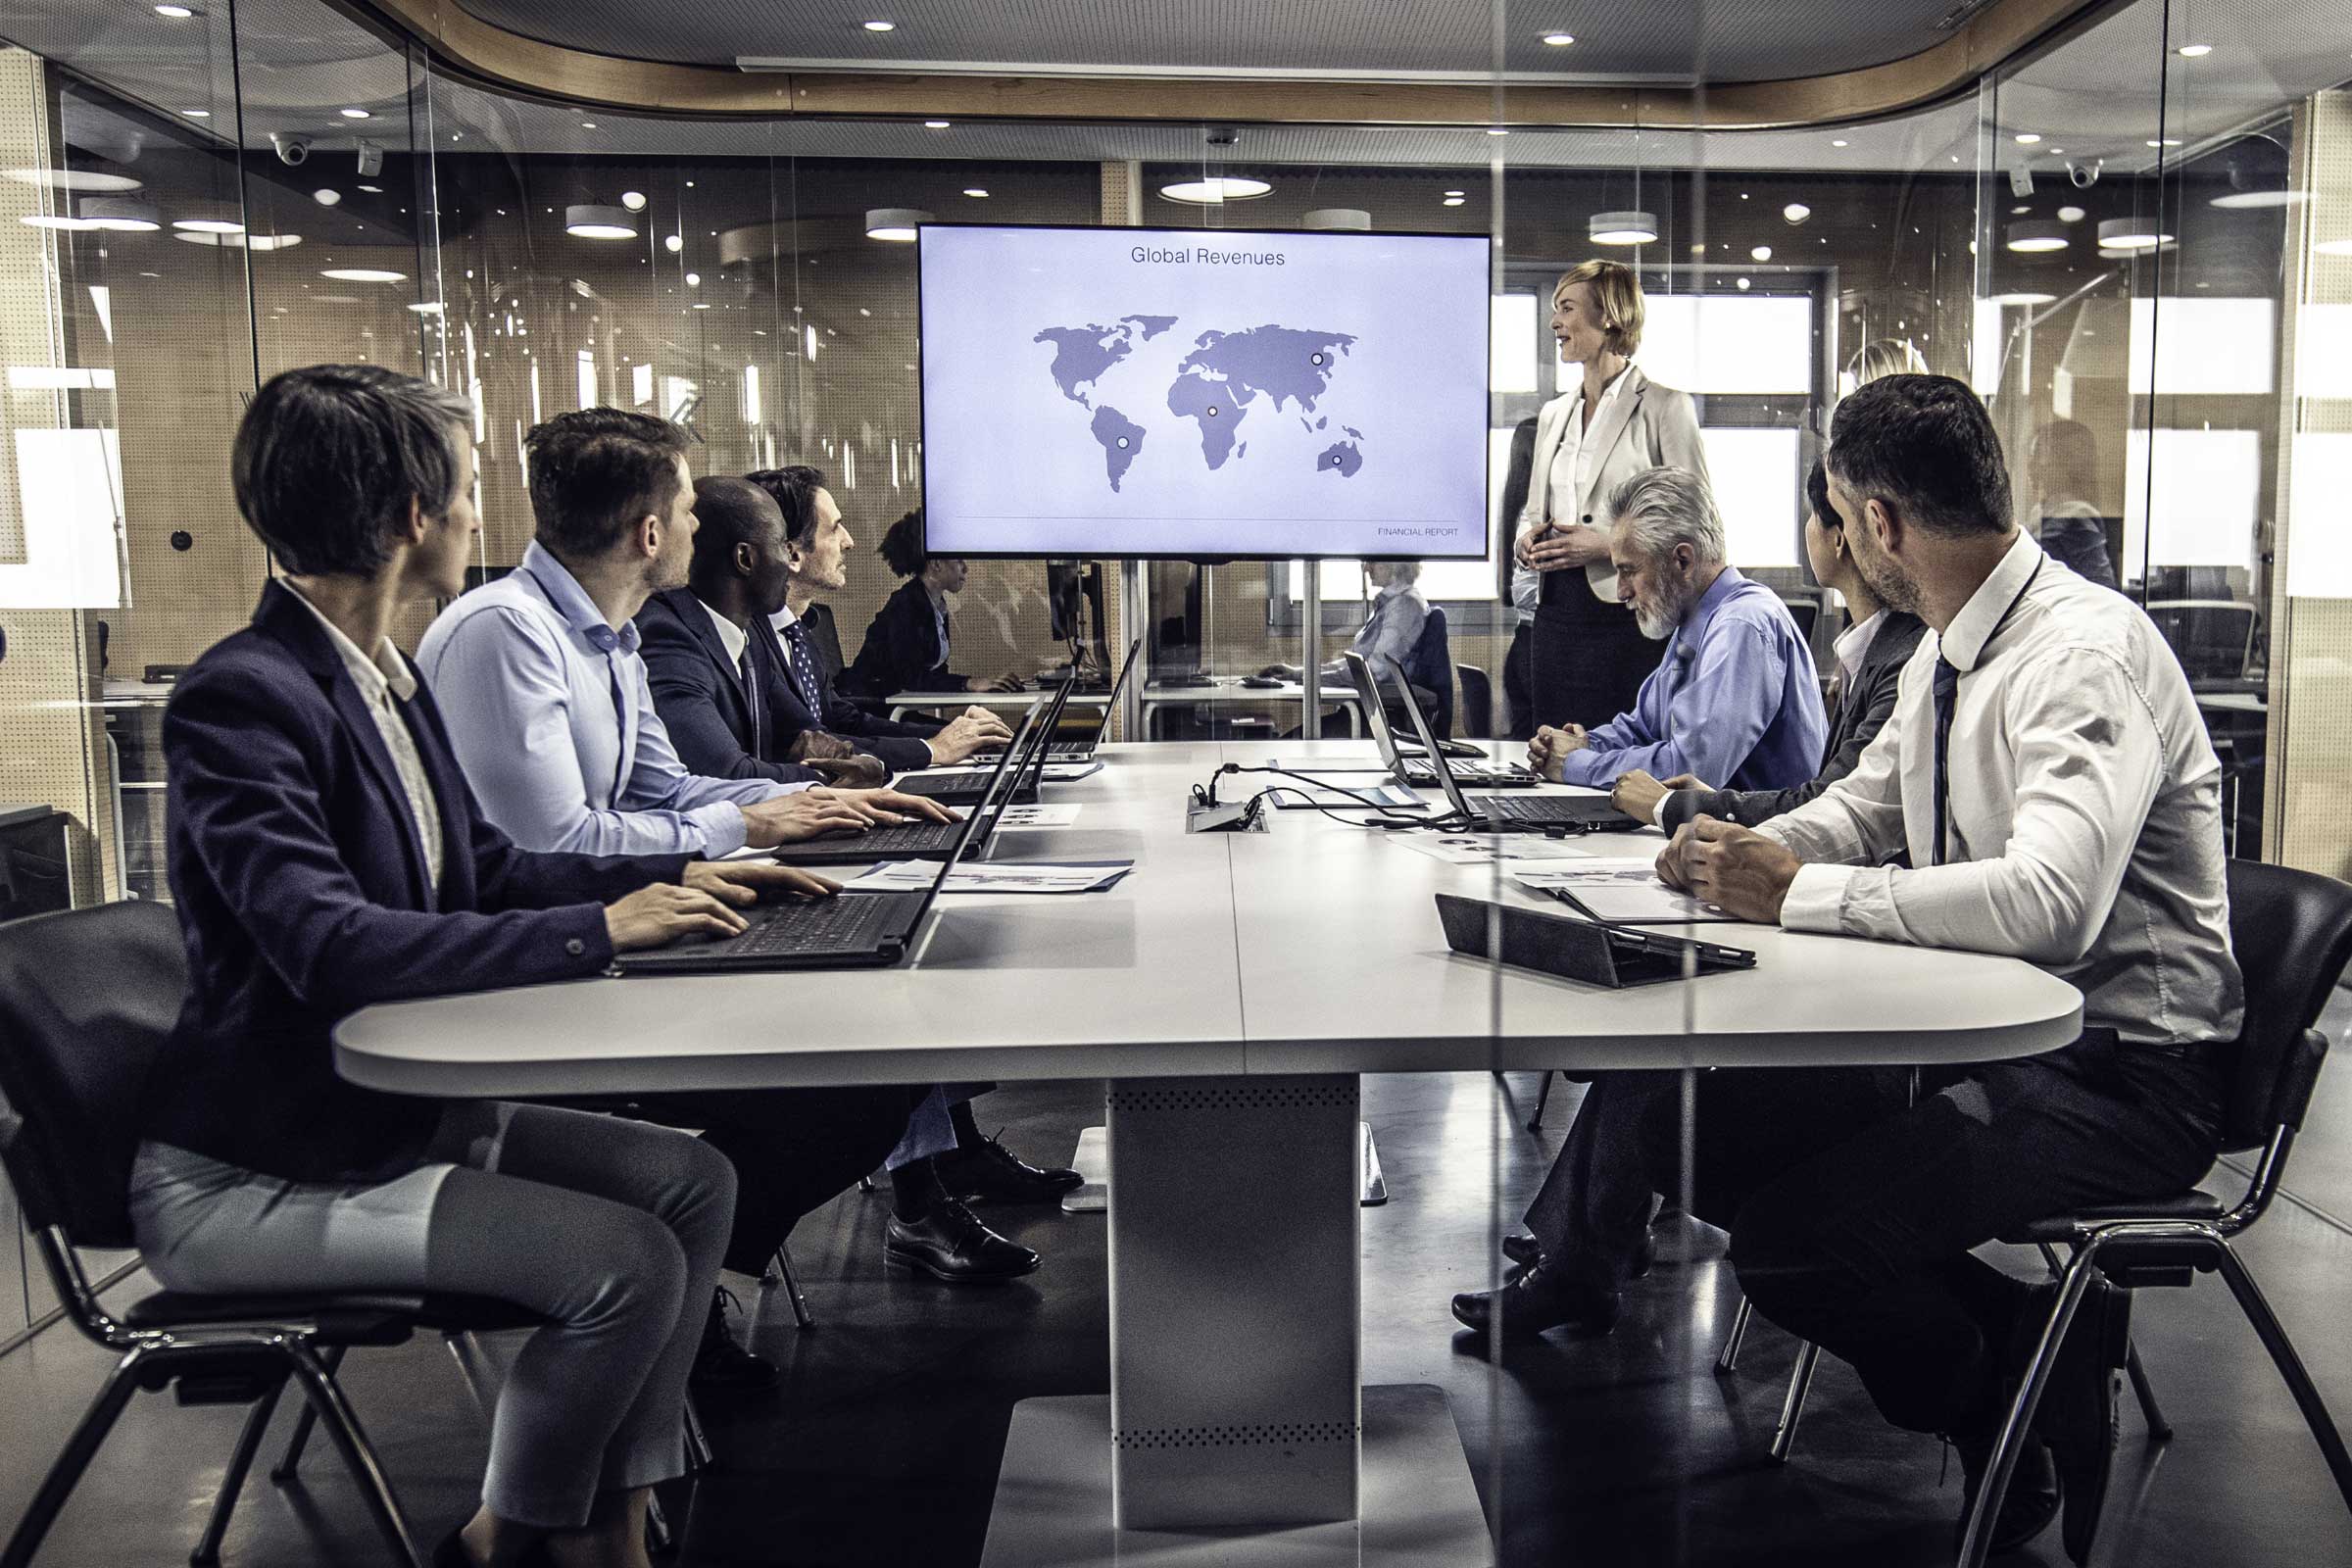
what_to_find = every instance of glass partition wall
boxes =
[0,1,2347,1559]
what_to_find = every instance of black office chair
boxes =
[1455,663,1494,740]
[1956,858,2352,1567]
[0,902,542,1568]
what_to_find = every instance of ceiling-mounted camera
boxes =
[2066,157,2103,189]
[356,140,383,178]
[270,132,311,167]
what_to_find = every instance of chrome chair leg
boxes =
[1956,1248,2102,1568]
[1716,1296,1754,1376]
[443,1332,498,1420]
[1,1348,149,1568]
[682,1396,715,1474]
[269,1342,345,1482]
[2125,1341,2173,1442]
[768,1243,813,1331]
[1529,1070,1557,1132]
[280,1340,428,1568]
[646,1492,675,1556]
[1770,1341,1822,1465]
[191,1370,291,1566]
[2209,1242,2352,1510]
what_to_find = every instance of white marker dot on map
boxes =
[1207,406,1220,417]
[1312,353,1325,365]
[1116,436,1130,448]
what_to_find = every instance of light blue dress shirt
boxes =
[1555,565,1827,793]
[416,541,806,858]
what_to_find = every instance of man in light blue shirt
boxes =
[1529,466,1824,799]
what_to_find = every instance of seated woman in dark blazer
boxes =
[841,509,1024,700]
[133,365,821,1568]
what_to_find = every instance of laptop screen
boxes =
[1342,650,1411,779]
[899,693,1049,931]
[1373,654,1479,819]
[1081,636,1143,746]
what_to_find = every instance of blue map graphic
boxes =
[1032,317,1364,491]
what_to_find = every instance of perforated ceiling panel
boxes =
[459,0,1974,83]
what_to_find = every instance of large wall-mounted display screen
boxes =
[919,224,1492,559]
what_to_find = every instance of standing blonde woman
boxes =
[1512,260,1710,728]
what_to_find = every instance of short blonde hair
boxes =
[1555,260,1645,357]
[1845,337,1931,386]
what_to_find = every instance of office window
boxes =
[2124,428,2261,573]
[1637,295,1813,396]
[2287,432,2352,598]
[1490,293,1541,394]
[2127,298,2277,396]
[2296,303,2352,401]
[1700,427,1802,569]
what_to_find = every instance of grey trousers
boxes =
[129,1102,734,1530]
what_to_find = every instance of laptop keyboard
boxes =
[721,895,903,956]
[850,817,982,854]
[1403,760,1524,786]
[1474,794,1621,824]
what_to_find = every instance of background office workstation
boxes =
[6,1,2352,1565]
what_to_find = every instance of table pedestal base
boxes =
[1057,1121,1389,1213]
[979,1385,1491,1566]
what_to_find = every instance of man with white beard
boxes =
[1525,466,1824,808]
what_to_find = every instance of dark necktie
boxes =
[739,645,766,758]
[1930,656,1960,867]
[782,620,824,721]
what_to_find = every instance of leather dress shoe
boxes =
[690,1286,778,1392]
[1956,1427,2064,1555]
[1450,1259,1619,1340]
[934,1135,1084,1205]
[1500,1232,1653,1279]
[885,1199,1041,1283]
[2022,1277,2131,1566]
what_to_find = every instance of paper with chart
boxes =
[840,859,1135,895]
[1508,858,1741,924]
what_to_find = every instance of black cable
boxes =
[1193,763,1480,832]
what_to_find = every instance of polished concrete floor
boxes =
[7,1046,2352,1567]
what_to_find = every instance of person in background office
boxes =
[1524,466,1826,796]
[1514,260,1711,731]
[843,510,1026,701]
[1458,460,1927,1342]
[1656,374,2238,1557]
[1496,413,1543,739]
[140,365,827,1568]
[637,475,1079,1247]
[2029,418,2122,589]
[1256,561,1446,729]
[418,411,1034,1371]
[1611,457,1928,829]
[746,465,1014,768]
[1843,335,1931,391]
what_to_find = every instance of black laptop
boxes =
[1380,659,1641,834]
[611,721,1027,974]
[769,697,1048,866]
[893,677,1077,806]
[1341,651,1536,789]
[971,635,1140,764]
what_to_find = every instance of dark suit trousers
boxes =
[1690,1037,2221,1436]
[1502,621,1538,742]
[1522,1071,1689,1291]
[640,1086,918,1277]
[1530,590,1663,731]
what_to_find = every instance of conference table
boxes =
[335,740,2083,1567]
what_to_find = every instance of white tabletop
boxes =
[335,740,2082,1099]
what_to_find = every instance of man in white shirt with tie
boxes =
[1652,375,2242,1558]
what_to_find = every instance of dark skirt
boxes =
[1529,585,1665,731]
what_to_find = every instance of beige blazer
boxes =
[1514,364,1710,603]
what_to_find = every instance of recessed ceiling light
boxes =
[1542,32,1574,47]
[620,191,647,210]
[581,122,598,130]
[1487,126,1509,136]
[180,108,210,119]
[172,217,243,234]
[153,4,195,17]
[685,271,700,286]
[1442,197,1465,207]
[1831,139,1849,149]
[1750,245,1773,262]
[863,20,896,31]
[923,120,951,129]
[2012,203,2032,215]
[406,301,445,314]
[1158,176,1272,205]
[2212,189,2310,210]
[962,187,989,198]
[339,108,369,120]
[1736,277,1751,290]
[2147,138,2182,148]
[1590,210,1658,246]
[358,184,382,193]
[2015,132,2042,145]
[6,168,142,193]
[2057,205,2085,222]
[692,301,711,310]
[318,268,407,282]
[664,234,683,253]
[2177,43,2213,58]
[566,204,637,239]
[2005,219,2069,253]
[313,188,341,207]
[864,207,931,241]
[1783,203,1810,224]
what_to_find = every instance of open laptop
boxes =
[612,713,1030,974]
[970,635,1141,764]
[770,696,1048,866]
[1342,651,1536,790]
[1379,659,1642,834]
[893,676,1076,807]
